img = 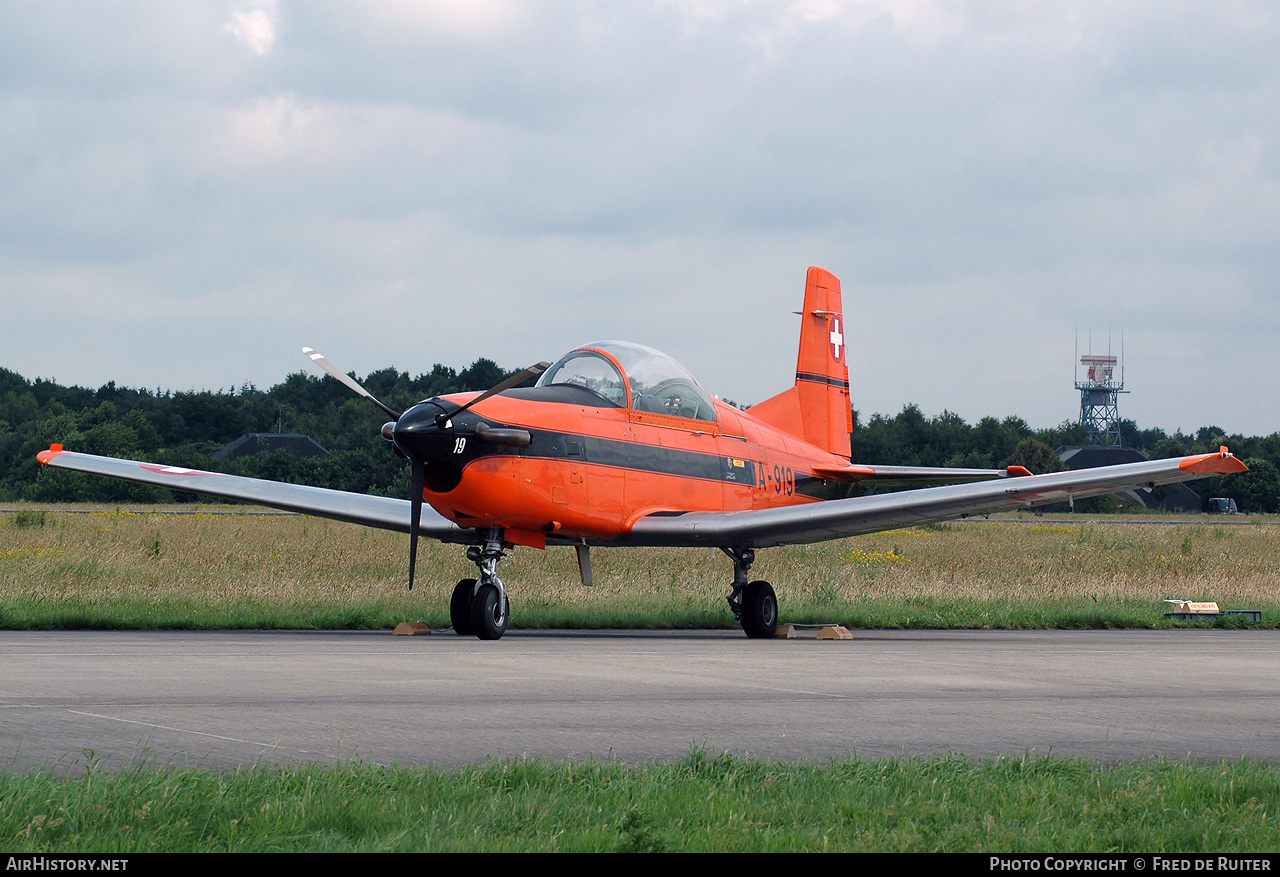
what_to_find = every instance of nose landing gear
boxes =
[449,528,511,640]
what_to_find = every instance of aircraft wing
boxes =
[618,449,1248,548]
[35,447,476,543]
[34,445,1248,551]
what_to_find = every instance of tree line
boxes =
[851,406,1279,513]
[1,361,510,505]
[2,365,1277,512]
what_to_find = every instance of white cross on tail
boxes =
[829,317,844,362]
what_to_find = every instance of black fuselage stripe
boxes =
[795,372,849,389]
[517,429,737,484]
[458,423,862,498]
[511,428,858,498]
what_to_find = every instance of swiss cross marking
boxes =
[829,317,844,362]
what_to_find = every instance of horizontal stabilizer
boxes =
[841,464,1010,488]
[811,464,877,482]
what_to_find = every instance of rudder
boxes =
[747,267,852,458]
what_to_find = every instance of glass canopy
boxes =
[537,341,718,423]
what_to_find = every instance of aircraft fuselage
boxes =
[399,388,857,549]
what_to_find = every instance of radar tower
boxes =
[1075,332,1127,446]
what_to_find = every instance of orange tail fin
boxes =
[747,266,853,458]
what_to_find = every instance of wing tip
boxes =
[1179,446,1249,475]
[37,444,65,465]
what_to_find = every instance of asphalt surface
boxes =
[2,628,1277,772]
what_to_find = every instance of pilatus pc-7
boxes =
[37,268,1247,639]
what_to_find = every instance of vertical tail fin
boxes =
[746,267,853,458]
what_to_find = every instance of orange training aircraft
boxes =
[37,267,1247,639]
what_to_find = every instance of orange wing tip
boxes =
[1179,447,1249,475]
[37,444,65,465]
[1006,465,1033,477]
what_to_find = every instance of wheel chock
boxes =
[393,621,432,636]
[774,623,853,640]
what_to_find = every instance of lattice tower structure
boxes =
[1075,353,1126,446]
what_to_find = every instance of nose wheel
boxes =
[471,583,508,640]
[452,529,511,640]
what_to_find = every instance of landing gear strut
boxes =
[453,528,510,640]
[722,547,777,639]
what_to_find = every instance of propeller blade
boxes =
[302,347,402,420]
[437,361,550,426]
[408,458,424,591]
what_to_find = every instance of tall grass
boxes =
[2,506,1277,629]
[3,752,1278,852]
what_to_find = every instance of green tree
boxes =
[1004,439,1066,475]
[1151,435,1189,459]
[1236,459,1280,513]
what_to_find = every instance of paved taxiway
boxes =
[2,629,1277,771]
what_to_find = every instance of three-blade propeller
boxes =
[433,362,550,427]
[302,348,401,420]
[302,347,547,590]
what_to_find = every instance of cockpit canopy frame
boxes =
[537,341,719,424]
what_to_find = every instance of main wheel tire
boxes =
[470,583,508,640]
[450,578,477,636]
[741,580,778,639]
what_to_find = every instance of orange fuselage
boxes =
[422,393,855,548]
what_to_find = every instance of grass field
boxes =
[5,752,1280,852]
[1,505,1277,630]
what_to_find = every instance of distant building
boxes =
[1052,445,1202,512]
[213,433,330,461]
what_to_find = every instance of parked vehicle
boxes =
[1206,497,1239,514]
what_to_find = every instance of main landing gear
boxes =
[722,547,778,639]
[449,528,510,640]
[445,533,778,641]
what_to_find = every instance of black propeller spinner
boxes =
[302,347,548,590]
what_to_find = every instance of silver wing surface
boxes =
[618,449,1248,548]
[35,448,474,543]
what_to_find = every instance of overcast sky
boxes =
[3,1,1277,436]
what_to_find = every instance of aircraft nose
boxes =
[391,401,454,462]
[393,401,473,493]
